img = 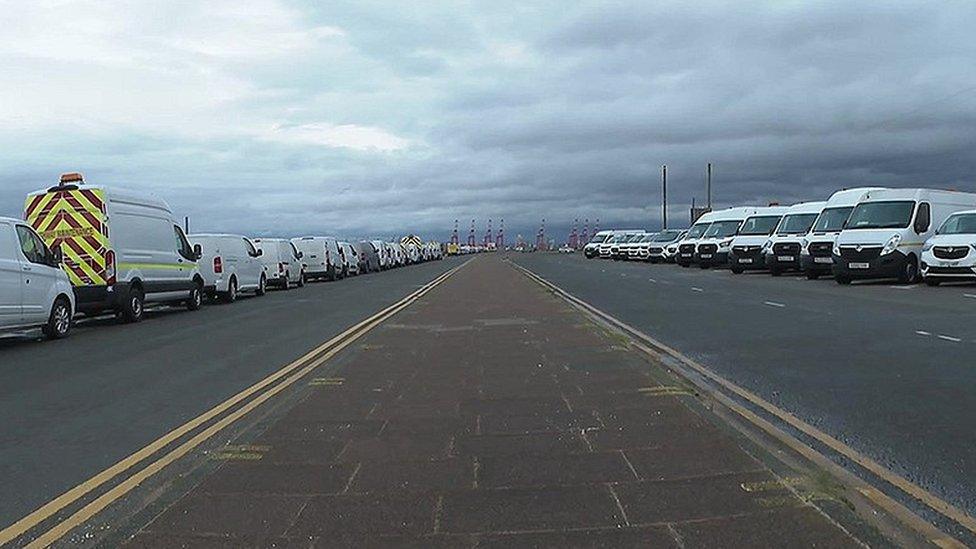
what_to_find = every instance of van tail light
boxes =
[213,256,223,274]
[105,250,117,285]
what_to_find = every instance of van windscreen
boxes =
[811,207,853,232]
[703,220,741,238]
[686,223,710,238]
[846,201,914,230]
[937,213,976,235]
[738,216,782,235]
[777,213,819,235]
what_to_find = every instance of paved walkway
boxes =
[126,255,862,547]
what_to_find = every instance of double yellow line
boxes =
[2,260,469,548]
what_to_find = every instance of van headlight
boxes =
[922,241,934,253]
[719,238,733,249]
[833,242,841,256]
[761,240,772,253]
[800,238,810,255]
[881,234,902,255]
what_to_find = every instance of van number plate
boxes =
[700,254,712,259]
[777,255,794,262]
[814,257,832,264]
[848,262,870,269]
[680,253,691,258]
[739,258,753,264]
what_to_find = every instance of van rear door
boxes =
[0,221,23,326]
[24,187,109,288]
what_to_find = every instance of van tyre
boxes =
[122,288,145,323]
[256,275,267,296]
[187,283,204,311]
[805,271,820,280]
[223,278,237,303]
[730,266,743,274]
[925,278,941,287]
[282,274,290,290]
[898,255,919,284]
[770,267,782,277]
[43,297,72,339]
[297,272,305,288]
[835,275,852,285]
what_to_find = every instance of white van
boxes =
[759,201,826,276]
[190,234,266,302]
[0,217,75,339]
[676,212,720,267]
[921,210,976,285]
[695,207,762,268]
[340,241,360,276]
[252,238,305,289]
[800,188,884,280]
[370,240,390,269]
[292,236,341,281]
[728,206,791,274]
[25,173,204,322]
[584,231,612,258]
[833,188,976,284]
[601,230,643,259]
[646,229,686,263]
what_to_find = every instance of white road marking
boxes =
[763,301,786,308]
[889,285,915,290]
[964,294,976,299]
[691,287,704,292]
[938,335,962,343]
[915,331,931,336]
[648,278,657,283]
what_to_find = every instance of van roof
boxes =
[784,201,827,215]
[189,233,245,239]
[745,205,791,217]
[859,187,976,204]
[708,206,763,221]
[28,183,173,214]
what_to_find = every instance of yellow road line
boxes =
[1,260,469,547]
[511,261,976,539]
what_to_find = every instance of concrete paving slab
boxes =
[121,256,867,547]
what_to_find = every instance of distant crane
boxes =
[450,219,459,246]
[496,219,505,249]
[467,219,476,247]
[484,218,493,248]
[568,219,579,249]
[536,219,546,251]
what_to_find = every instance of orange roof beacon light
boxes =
[59,172,84,185]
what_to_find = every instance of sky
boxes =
[2,0,975,243]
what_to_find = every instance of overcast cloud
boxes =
[2,0,975,242]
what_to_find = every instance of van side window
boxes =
[243,238,259,257]
[173,226,195,260]
[914,202,931,233]
[16,225,48,265]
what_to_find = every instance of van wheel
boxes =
[122,288,145,323]
[835,275,852,285]
[805,271,820,280]
[43,298,72,339]
[730,266,743,274]
[256,275,267,296]
[223,278,238,303]
[898,256,919,284]
[282,275,290,290]
[187,283,203,311]
[770,267,782,277]
[297,272,305,287]
[925,278,941,287]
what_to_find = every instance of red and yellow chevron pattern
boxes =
[24,188,109,286]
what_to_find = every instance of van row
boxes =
[584,187,976,286]
[1,173,443,340]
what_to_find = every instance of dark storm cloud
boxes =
[2,0,976,242]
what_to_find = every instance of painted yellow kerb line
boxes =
[2,260,469,547]
[511,261,976,537]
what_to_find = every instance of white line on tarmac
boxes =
[648,278,656,283]
[938,335,962,343]
[889,285,915,290]
[964,294,976,299]
[916,331,931,336]
[763,301,786,308]
[691,287,704,292]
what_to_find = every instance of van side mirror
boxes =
[193,243,202,260]
[50,245,63,266]
[256,249,263,257]
[298,251,304,259]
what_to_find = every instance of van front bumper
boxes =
[764,252,802,271]
[696,251,729,267]
[729,250,767,270]
[832,251,908,280]
[801,254,834,274]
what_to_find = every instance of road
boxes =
[0,257,464,529]
[510,253,976,516]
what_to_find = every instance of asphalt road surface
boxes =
[511,252,976,517]
[0,257,464,529]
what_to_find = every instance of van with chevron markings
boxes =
[24,172,206,322]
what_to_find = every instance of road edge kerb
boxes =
[508,258,967,549]
[2,258,472,548]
